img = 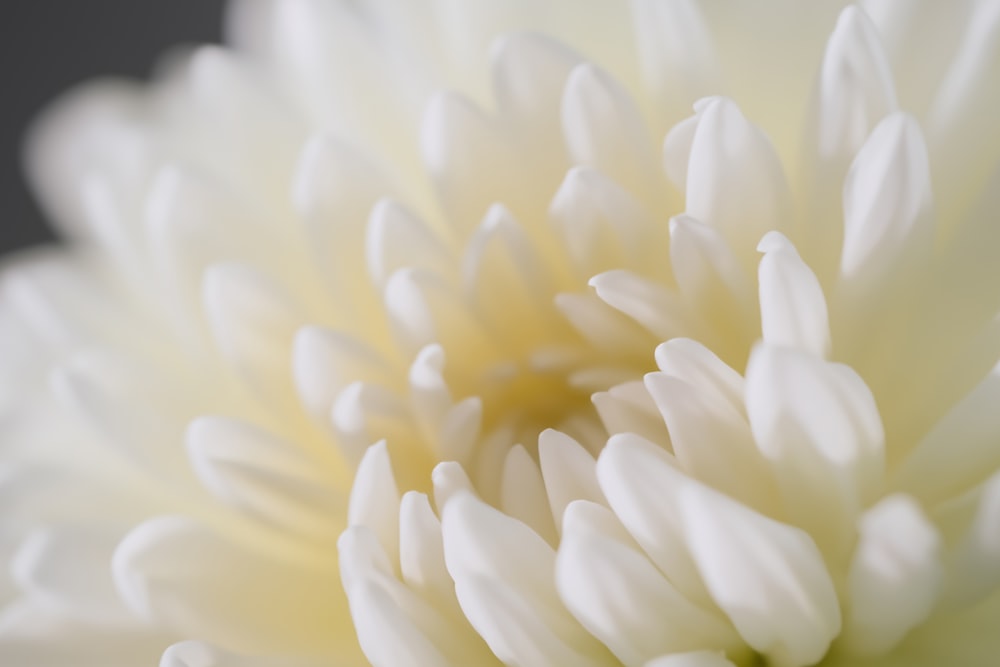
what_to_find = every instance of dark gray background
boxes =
[0,1,226,255]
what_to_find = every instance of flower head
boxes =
[2,1,1000,666]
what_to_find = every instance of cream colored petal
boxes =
[421,92,518,239]
[432,461,476,512]
[892,365,1000,505]
[348,442,401,566]
[331,382,411,468]
[549,166,660,280]
[501,445,558,545]
[186,417,343,540]
[398,491,453,605]
[50,350,194,484]
[745,345,885,553]
[757,232,831,358]
[367,199,453,291]
[592,381,671,448]
[10,524,133,625]
[441,491,612,666]
[292,325,396,422]
[557,508,739,665]
[630,0,722,135]
[202,262,303,407]
[644,652,736,667]
[384,267,496,357]
[668,215,757,356]
[113,516,343,654]
[839,113,932,292]
[679,482,841,667]
[561,63,659,207]
[841,494,942,657]
[596,433,713,607]
[653,338,744,416]
[645,372,777,515]
[940,469,1000,609]
[491,32,580,189]
[590,270,701,343]
[812,6,898,163]
[160,639,331,667]
[926,0,1000,215]
[680,97,791,267]
[538,429,606,531]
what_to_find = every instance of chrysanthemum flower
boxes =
[2,1,1000,665]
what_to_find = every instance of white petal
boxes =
[592,381,671,447]
[186,417,342,539]
[143,165,268,350]
[745,345,885,552]
[421,91,518,239]
[49,350,193,482]
[346,577,451,667]
[630,0,722,134]
[367,199,453,291]
[292,326,395,422]
[549,166,659,279]
[892,365,1000,505]
[202,262,303,406]
[596,434,712,607]
[561,63,659,206]
[813,6,898,162]
[842,494,942,656]
[645,372,777,514]
[441,491,610,666]
[348,442,401,564]
[663,115,699,193]
[757,232,831,358]
[653,338,744,415]
[398,491,453,605]
[679,483,841,667]
[668,215,756,353]
[859,0,970,113]
[501,445,558,544]
[590,270,699,342]
[839,113,932,287]
[294,135,399,296]
[11,524,132,624]
[926,0,1000,212]
[343,524,492,666]
[491,32,579,187]
[462,204,559,335]
[556,291,653,361]
[407,344,484,465]
[160,640,327,667]
[113,516,340,654]
[451,574,609,667]
[679,98,791,266]
[538,429,606,531]
[644,652,736,667]
[942,470,1000,608]
[330,381,411,468]
[557,511,739,665]
[431,461,475,512]
[384,267,495,356]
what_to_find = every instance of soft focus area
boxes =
[1,2,999,667]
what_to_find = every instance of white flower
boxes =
[2,1,999,666]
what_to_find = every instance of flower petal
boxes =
[679,482,841,667]
[745,344,885,552]
[557,502,739,665]
[757,232,830,358]
[841,494,941,656]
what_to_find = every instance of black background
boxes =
[0,1,225,255]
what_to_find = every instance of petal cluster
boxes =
[1,1,999,666]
